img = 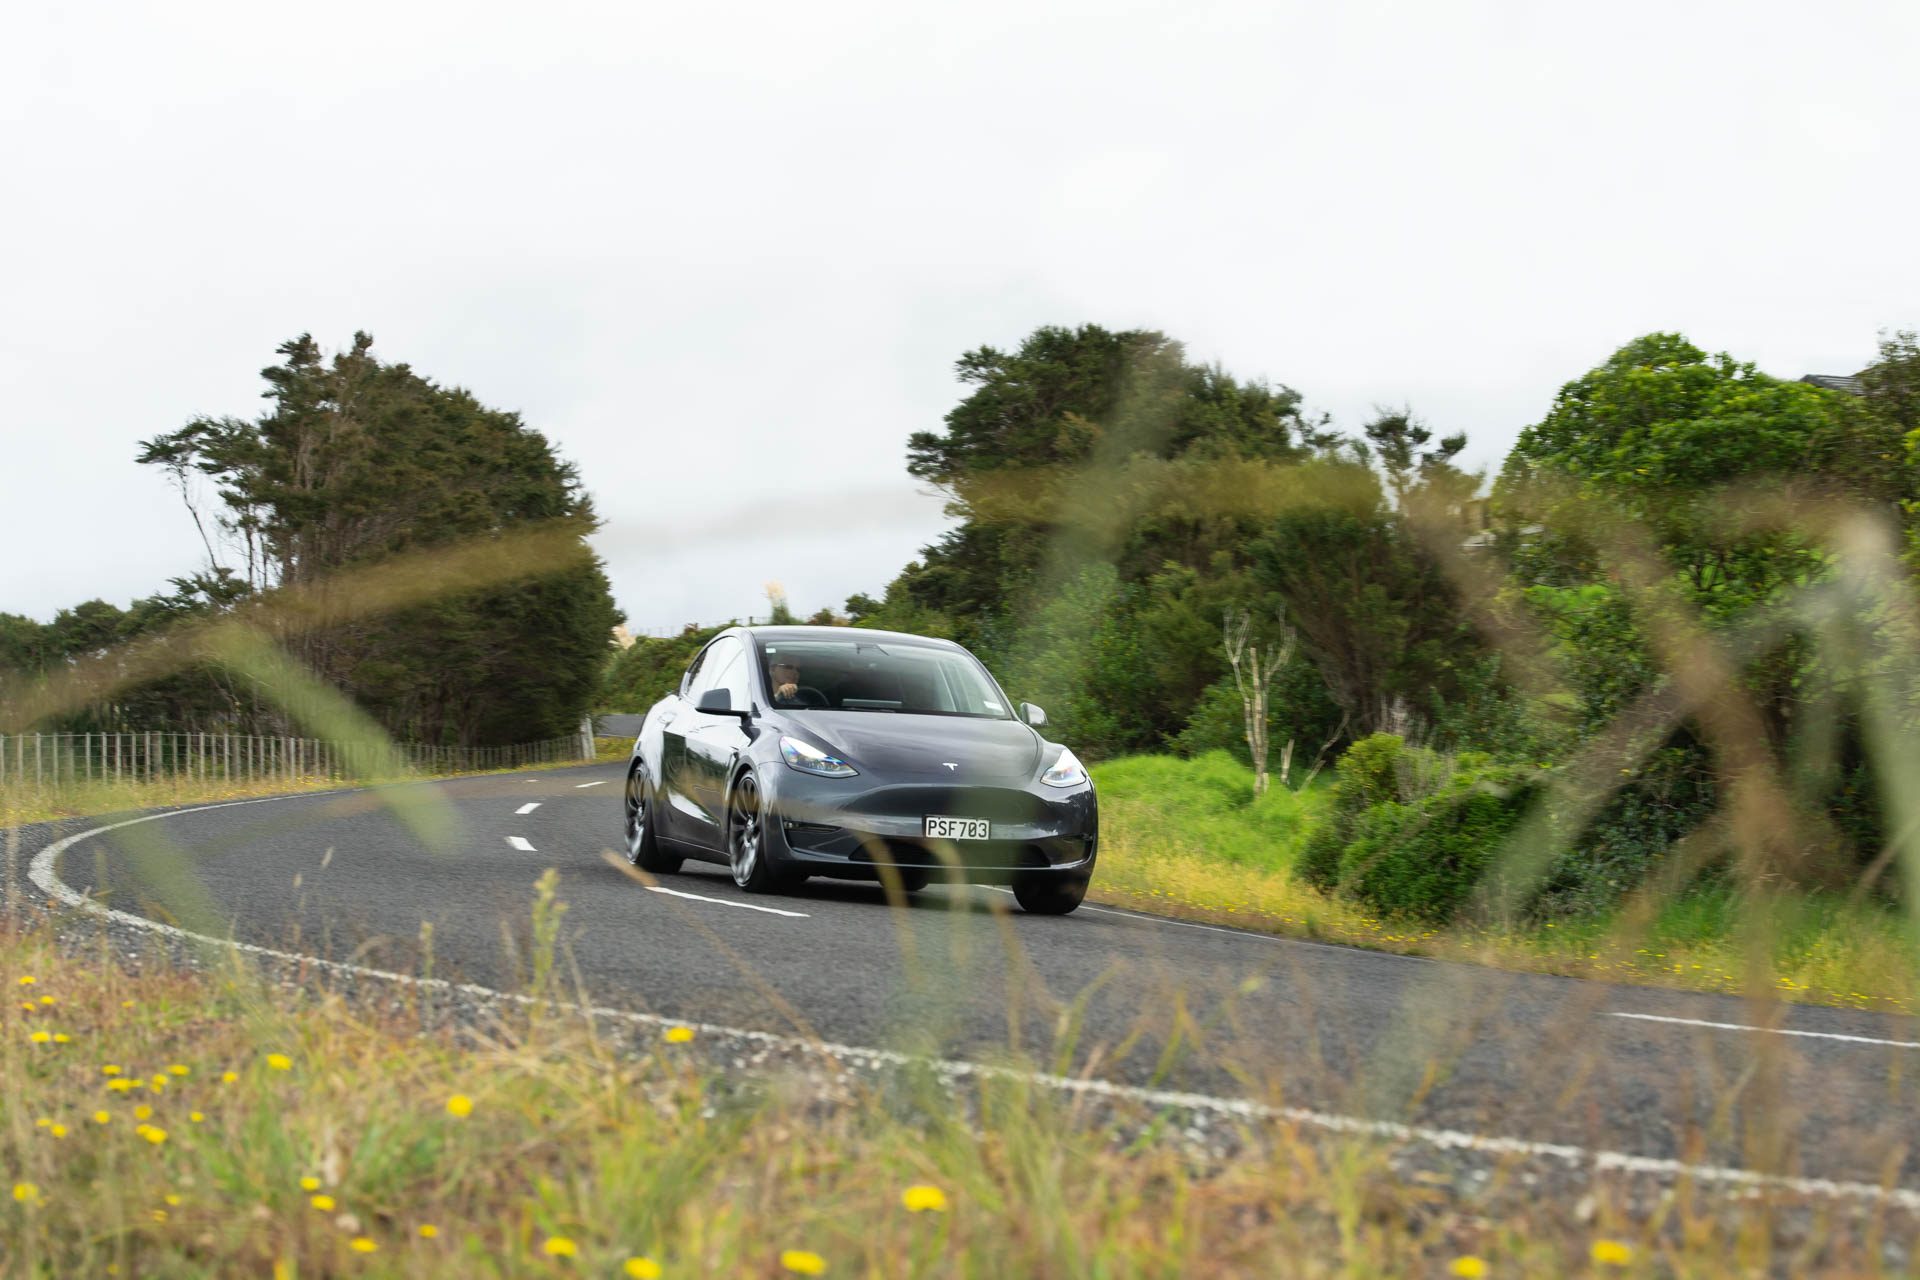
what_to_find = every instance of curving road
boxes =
[30,761,1920,1196]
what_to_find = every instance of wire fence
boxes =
[0,729,594,795]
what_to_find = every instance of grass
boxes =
[1091,753,1920,1015]
[0,889,1893,1278]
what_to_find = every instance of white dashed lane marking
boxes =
[575,780,608,789]
[647,885,809,918]
[515,803,541,815]
[506,836,536,852]
[1610,1011,1920,1050]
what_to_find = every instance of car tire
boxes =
[728,771,802,893]
[624,762,681,875]
[1012,874,1087,915]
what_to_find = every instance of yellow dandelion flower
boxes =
[167,1064,188,1076]
[348,1237,377,1254]
[664,1025,695,1044]
[150,1076,167,1091]
[12,1183,39,1204]
[189,1112,204,1124]
[134,1104,153,1121]
[310,1194,336,1212]
[142,1127,168,1145]
[28,1030,49,1044]
[625,1259,663,1280]
[103,1065,121,1076]
[49,1124,67,1138]
[52,1033,70,1044]
[17,975,33,985]
[300,1176,321,1192]
[901,1184,948,1213]
[34,1118,48,1128]
[38,995,53,1005]
[542,1236,578,1258]
[221,1071,238,1084]
[781,1250,827,1275]
[418,1224,439,1239]
[108,1079,137,1093]
[1591,1239,1634,1267]
[445,1094,473,1119]
[265,1053,292,1071]
[164,1194,182,1207]
[93,1110,110,1125]
[1449,1258,1489,1278]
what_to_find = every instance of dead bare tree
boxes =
[1223,608,1297,795]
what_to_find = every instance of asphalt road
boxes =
[39,761,1920,1192]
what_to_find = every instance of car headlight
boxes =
[1041,746,1087,788]
[780,736,858,778]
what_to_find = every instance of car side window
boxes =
[688,637,740,700]
[681,645,709,696]
[720,646,754,710]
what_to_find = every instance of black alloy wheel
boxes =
[624,763,680,874]
[728,772,797,892]
[1012,873,1088,915]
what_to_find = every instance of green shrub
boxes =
[1298,733,1544,921]
[1533,742,1718,917]
[1297,734,1439,889]
[1335,773,1541,921]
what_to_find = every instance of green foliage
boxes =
[1498,332,1900,615]
[1245,472,1485,741]
[1335,778,1539,923]
[1298,734,1543,922]
[1535,743,1718,917]
[132,333,618,745]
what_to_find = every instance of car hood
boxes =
[796,712,1044,783]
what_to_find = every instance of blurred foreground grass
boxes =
[1092,754,1918,1015]
[0,895,1888,1278]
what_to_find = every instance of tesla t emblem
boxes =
[942,762,959,771]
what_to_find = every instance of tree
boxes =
[136,333,617,745]
[1222,608,1295,794]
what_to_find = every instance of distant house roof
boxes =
[1800,373,1865,395]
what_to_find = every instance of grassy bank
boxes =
[1091,753,1919,1015]
[0,900,1876,1277]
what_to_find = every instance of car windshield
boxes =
[758,638,1011,718]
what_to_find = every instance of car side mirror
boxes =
[696,688,750,718]
[1020,702,1047,728]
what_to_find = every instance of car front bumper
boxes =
[760,768,1098,883]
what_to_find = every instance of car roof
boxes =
[738,625,963,649]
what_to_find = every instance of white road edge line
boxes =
[646,885,809,918]
[515,803,541,816]
[506,836,536,852]
[23,801,1920,1215]
[1610,1010,1920,1050]
[575,780,608,789]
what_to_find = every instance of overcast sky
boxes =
[3,0,1913,632]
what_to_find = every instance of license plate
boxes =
[924,816,990,841]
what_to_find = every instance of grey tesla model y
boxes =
[621,626,1098,914]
